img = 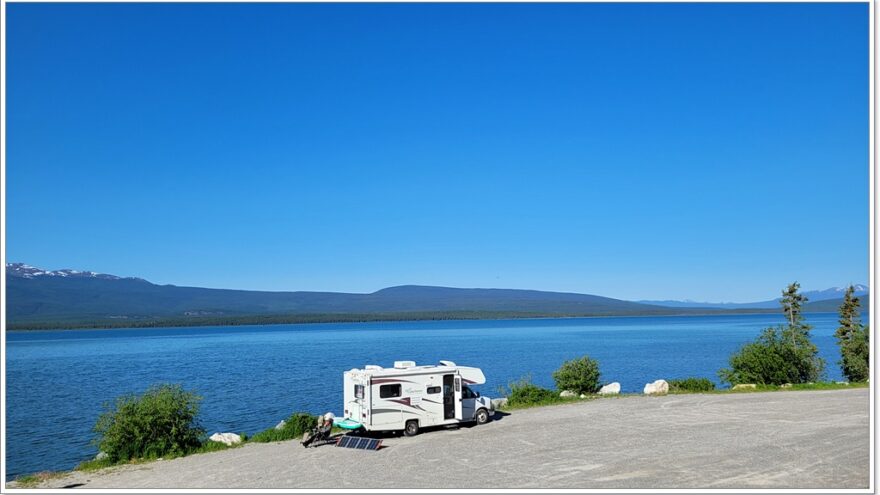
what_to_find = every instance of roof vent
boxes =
[365,365,383,371]
[438,360,456,367]
[394,361,416,369]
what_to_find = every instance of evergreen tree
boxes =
[780,282,808,329]
[719,282,825,385]
[835,286,870,382]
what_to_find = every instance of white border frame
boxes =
[0,0,874,493]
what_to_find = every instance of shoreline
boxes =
[8,382,868,484]
[8,387,869,489]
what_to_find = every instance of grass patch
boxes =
[75,457,114,472]
[14,471,65,487]
[72,437,246,475]
[497,379,865,411]
[787,381,868,390]
[191,439,244,454]
[495,375,602,410]
[724,381,867,393]
[501,395,598,410]
[249,412,318,443]
[668,377,716,393]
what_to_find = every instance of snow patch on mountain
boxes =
[6,263,145,282]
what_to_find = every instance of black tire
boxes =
[475,408,490,425]
[404,420,419,437]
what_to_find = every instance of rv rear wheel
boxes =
[404,420,419,436]
[476,408,490,425]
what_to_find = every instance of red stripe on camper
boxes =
[389,398,426,411]
[370,378,415,385]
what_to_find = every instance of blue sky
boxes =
[6,3,869,302]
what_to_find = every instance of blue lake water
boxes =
[5,312,860,479]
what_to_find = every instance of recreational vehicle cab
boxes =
[341,360,493,436]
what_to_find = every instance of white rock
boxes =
[643,380,669,395]
[490,398,508,410]
[579,394,587,399]
[274,420,287,430]
[599,382,621,395]
[732,384,756,390]
[780,383,793,389]
[559,390,577,398]
[209,432,242,446]
[95,451,108,461]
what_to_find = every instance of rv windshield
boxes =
[462,386,480,399]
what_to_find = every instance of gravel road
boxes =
[10,388,870,489]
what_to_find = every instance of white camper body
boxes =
[342,360,493,435]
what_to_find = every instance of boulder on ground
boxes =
[491,398,508,410]
[209,432,242,446]
[559,390,577,398]
[836,381,849,385]
[643,380,669,395]
[274,420,287,430]
[599,382,621,395]
[732,384,756,390]
[95,451,108,461]
[579,394,587,399]
[780,383,793,389]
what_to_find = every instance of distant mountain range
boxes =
[639,284,869,309]
[4,263,868,330]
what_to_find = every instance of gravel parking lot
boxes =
[9,388,870,489]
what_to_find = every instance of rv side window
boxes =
[379,384,401,399]
[426,386,441,394]
[354,384,364,399]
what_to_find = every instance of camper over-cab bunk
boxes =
[339,360,493,436]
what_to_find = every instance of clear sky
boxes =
[6,3,869,302]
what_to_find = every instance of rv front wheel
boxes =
[476,408,490,425]
[404,420,419,436]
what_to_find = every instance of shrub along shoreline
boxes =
[56,386,330,478]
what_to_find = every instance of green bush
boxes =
[93,384,204,463]
[668,377,716,393]
[193,440,236,454]
[505,376,558,406]
[839,326,870,382]
[552,356,602,394]
[250,412,318,443]
[718,326,825,386]
[835,286,870,382]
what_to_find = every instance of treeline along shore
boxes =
[3,307,855,331]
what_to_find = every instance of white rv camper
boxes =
[341,360,493,436]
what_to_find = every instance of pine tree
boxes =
[780,282,808,329]
[835,286,870,382]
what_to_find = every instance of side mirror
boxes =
[475,391,480,397]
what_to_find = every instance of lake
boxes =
[5,312,858,479]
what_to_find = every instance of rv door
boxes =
[454,375,463,420]
[349,382,366,424]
